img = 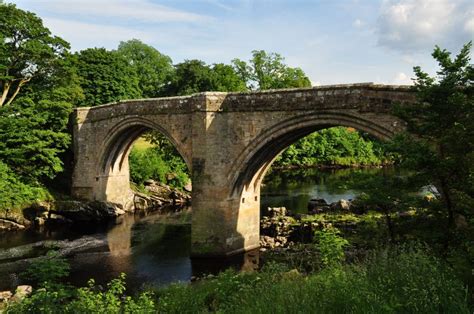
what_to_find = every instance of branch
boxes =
[4,77,31,106]
[0,81,11,107]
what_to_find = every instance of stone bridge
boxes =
[71,83,416,257]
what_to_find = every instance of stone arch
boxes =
[229,111,398,199]
[98,117,192,175]
[95,117,191,208]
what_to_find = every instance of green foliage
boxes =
[0,97,72,181]
[274,127,389,168]
[155,245,469,313]
[0,161,47,212]
[129,146,189,190]
[392,42,474,233]
[74,48,141,106]
[117,39,174,98]
[314,226,349,267]
[6,273,156,314]
[0,3,70,107]
[232,50,311,90]
[165,59,247,95]
[6,246,470,313]
[21,251,70,286]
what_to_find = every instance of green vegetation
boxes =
[273,127,390,168]
[0,3,473,312]
[232,50,311,90]
[4,245,470,313]
[0,3,78,214]
[129,146,190,190]
[73,48,141,107]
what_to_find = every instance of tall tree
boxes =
[210,63,247,92]
[393,42,474,237]
[74,48,141,107]
[117,39,174,98]
[0,3,69,107]
[232,50,311,90]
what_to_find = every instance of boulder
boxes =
[308,198,330,214]
[266,207,287,217]
[53,201,125,222]
[0,291,12,302]
[0,219,25,231]
[11,285,32,302]
[330,199,351,211]
[184,182,192,192]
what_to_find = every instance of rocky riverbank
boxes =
[0,181,190,232]
[259,198,363,250]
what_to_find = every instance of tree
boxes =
[165,59,214,96]
[0,96,72,182]
[210,63,247,92]
[74,48,141,107]
[117,39,174,98]
[164,60,246,96]
[0,3,69,107]
[392,42,474,238]
[232,50,311,90]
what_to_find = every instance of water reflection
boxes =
[0,168,393,292]
[261,167,387,214]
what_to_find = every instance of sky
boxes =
[11,0,474,86]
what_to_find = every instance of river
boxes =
[0,167,381,292]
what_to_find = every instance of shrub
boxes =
[0,161,49,214]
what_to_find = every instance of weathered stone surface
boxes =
[308,198,330,214]
[71,83,416,256]
[0,291,12,301]
[0,219,25,231]
[11,285,32,302]
[53,201,125,222]
[330,199,352,211]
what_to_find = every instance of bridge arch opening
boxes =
[95,118,191,209]
[230,113,394,200]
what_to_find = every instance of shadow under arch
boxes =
[228,111,395,199]
[95,117,191,207]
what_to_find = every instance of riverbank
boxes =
[0,181,190,232]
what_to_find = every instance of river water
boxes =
[0,168,379,291]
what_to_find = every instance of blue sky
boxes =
[11,0,474,85]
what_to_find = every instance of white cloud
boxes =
[376,0,474,52]
[392,72,412,85]
[43,18,153,50]
[32,0,210,23]
[353,19,364,28]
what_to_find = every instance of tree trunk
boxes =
[0,81,10,107]
[5,78,30,106]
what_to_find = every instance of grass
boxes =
[132,137,154,151]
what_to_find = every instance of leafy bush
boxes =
[129,146,189,190]
[6,274,156,314]
[0,161,48,213]
[314,226,349,267]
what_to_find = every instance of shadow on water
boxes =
[0,206,259,292]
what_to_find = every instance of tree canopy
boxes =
[0,3,69,107]
[74,48,141,107]
[232,50,311,90]
[392,42,473,235]
[117,39,174,98]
